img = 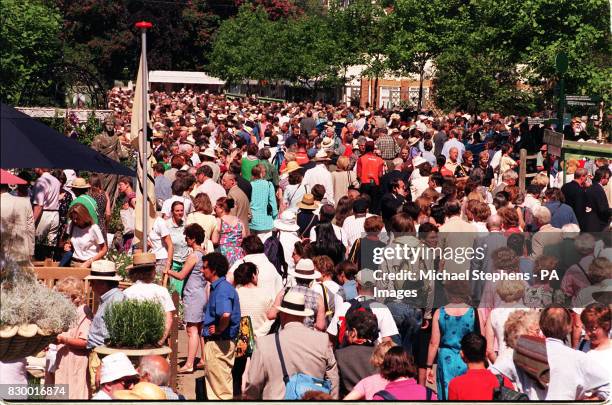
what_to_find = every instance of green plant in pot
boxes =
[104,299,165,349]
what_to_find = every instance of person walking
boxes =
[201,252,241,400]
[211,197,246,267]
[249,164,278,237]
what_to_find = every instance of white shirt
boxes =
[545,337,610,400]
[32,172,61,210]
[71,223,105,260]
[441,138,465,164]
[278,230,300,272]
[489,305,521,357]
[326,295,399,341]
[193,178,226,206]
[342,214,374,249]
[148,217,170,260]
[302,164,335,205]
[523,194,541,212]
[410,176,429,199]
[228,253,283,296]
[490,349,546,400]
[161,195,193,220]
[309,223,349,247]
[490,150,502,171]
[123,280,176,312]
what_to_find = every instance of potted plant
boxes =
[0,256,76,361]
[93,299,171,358]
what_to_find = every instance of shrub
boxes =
[0,256,76,333]
[105,299,164,348]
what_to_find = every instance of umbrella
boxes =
[0,169,26,185]
[1,103,135,176]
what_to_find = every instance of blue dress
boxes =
[182,251,208,324]
[436,306,476,400]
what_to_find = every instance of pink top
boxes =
[352,373,389,400]
[373,378,438,400]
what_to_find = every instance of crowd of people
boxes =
[1,86,611,401]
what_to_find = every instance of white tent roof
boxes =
[148,70,225,85]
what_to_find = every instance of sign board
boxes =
[528,117,546,126]
[555,52,568,74]
[544,129,564,156]
[566,95,600,107]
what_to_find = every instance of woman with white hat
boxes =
[267,259,326,331]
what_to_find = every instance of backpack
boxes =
[275,333,332,399]
[272,149,286,172]
[264,230,288,281]
[337,298,376,345]
[375,387,433,401]
[492,374,529,401]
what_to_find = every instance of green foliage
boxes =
[105,250,131,280]
[0,0,62,104]
[37,112,102,147]
[208,6,344,88]
[105,299,165,348]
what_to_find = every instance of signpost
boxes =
[543,129,564,157]
[565,95,601,107]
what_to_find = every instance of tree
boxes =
[0,0,62,104]
[56,0,220,87]
[386,0,463,110]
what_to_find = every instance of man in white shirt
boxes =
[441,130,465,164]
[148,217,173,275]
[341,197,373,249]
[31,168,61,248]
[92,352,139,400]
[541,305,610,401]
[302,150,335,205]
[522,184,542,213]
[192,165,226,206]
[227,235,283,297]
[327,269,398,344]
[123,252,176,345]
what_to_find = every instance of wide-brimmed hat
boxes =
[407,136,420,146]
[274,211,300,232]
[276,290,314,317]
[320,137,334,149]
[126,252,156,271]
[297,194,318,210]
[314,149,331,162]
[114,382,167,400]
[99,352,138,384]
[281,161,301,174]
[355,269,376,286]
[412,156,427,167]
[288,259,321,281]
[85,260,122,281]
[71,177,91,189]
[201,148,216,159]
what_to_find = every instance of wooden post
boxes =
[169,291,180,390]
[519,148,527,193]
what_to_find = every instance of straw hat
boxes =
[407,136,420,146]
[85,260,122,281]
[71,177,91,189]
[281,161,301,174]
[297,194,318,210]
[98,352,138,384]
[412,156,427,167]
[276,290,314,317]
[320,137,334,149]
[274,211,300,232]
[313,149,331,162]
[201,148,216,159]
[288,259,321,281]
[126,252,156,271]
[114,382,167,400]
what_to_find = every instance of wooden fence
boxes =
[518,148,539,193]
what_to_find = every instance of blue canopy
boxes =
[1,103,135,176]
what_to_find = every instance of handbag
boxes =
[275,333,331,399]
[492,374,529,401]
[235,316,255,358]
